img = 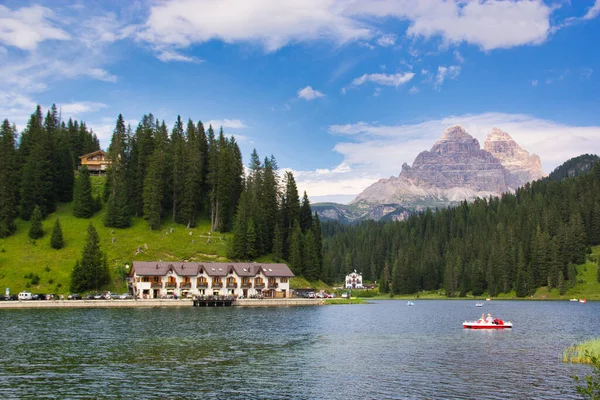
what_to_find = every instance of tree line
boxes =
[321,163,600,297]
[0,105,100,237]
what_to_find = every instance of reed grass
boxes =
[563,339,600,363]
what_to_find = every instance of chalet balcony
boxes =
[254,283,265,289]
[166,283,177,289]
[212,282,223,288]
[241,282,252,289]
[151,283,162,289]
[181,283,192,289]
[226,283,238,289]
[197,282,209,288]
[268,282,278,289]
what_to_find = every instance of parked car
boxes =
[341,293,349,298]
[119,293,133,299]
[45,294,56,300]
[93,293,105,300]
[68,294,82,300]
[31,293,46,300]
[18,291,33,300]
[4,295,18,301]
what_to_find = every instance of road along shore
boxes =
[0,298,323,309]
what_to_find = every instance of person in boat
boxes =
[485,313,493,323]
[477,314,486,323]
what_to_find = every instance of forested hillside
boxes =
[322,161,600,297]
[0,105,323,293]
[548,154,599,182]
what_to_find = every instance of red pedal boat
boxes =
[463,319,512,329]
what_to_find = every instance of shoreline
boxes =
[0,298,323,309]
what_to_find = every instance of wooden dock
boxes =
[192,295,235,307]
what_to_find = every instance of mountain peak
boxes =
[439,124,472,141]
[486,127,512,141]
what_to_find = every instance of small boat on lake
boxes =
[570,298,579,302]
[407,301,415,306]
[463,319,512,329]
[476,302,483,307]
[579,298,587,303]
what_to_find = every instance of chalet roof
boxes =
[132,261,294,278]
[79,150,107,159]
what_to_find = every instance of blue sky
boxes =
[1,0,599,204]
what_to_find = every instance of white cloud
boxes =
[138,0,372,54]
[87,68,118,83]
[346,0,553,51]
[352,72,415,87]
[435,65,461,88]
[454,50,464,63]
[0,5,70,50]
[531,80,538,86]
[408,86,419,94]
[156,49,203,63]
[207,119,247,129]
[60,101,108,115]
[372,87,382,97]
[292,112,600,202]
[583,0,600,20]
[297,86,325,100]
[376,34,397,47]
[581,68,593,80]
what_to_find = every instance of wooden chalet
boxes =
[79,150,111,175]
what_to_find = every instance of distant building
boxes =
[79,150,110,175]
[345,270,363,289]
[129,261,294,299]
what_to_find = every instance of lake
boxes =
[0,300,597,399]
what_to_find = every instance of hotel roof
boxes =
[132,261,294,278]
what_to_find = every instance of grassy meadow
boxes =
[0,177,231,294]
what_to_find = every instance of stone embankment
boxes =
[0,298,322,309]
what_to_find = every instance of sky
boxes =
[1,0,599,204]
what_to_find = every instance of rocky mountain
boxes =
[315,125,545,223]
[312,203,411,224]
[548,154,599,181]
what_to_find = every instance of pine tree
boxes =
[171,116,186,223]
[0,119,19,237]
[246,219,257,259]
[312,213,324,273]
[181,119,204,227]
[288,222,303,275]
[71,222,108,292]
[29,205,44,239]
[73,166,95,218]
[143,147,166,230]
[272,223,283,261]
[299,192,313,233]
[104,114,131,228]
[303,229,320,281]
[50,218,64,249]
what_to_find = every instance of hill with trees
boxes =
[0,106,322,294]
[548,154,599,182]
[322,159,600,297]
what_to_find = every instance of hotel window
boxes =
[153,277,159,283]
[281,278,288,283]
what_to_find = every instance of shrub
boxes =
[573,352,600,399]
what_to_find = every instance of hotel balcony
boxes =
[150,283,162,289]
[241,282,252,289]
[212,282,223,288]
[226,283,238,289]
[166,283,177,289]
[181,283,192,289]
[268,282,278,289]
[254,283,265,289]
[197,282,209,288]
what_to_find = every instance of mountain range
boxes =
[314,125,545,223]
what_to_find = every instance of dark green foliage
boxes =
[288,222,303,275]
[272,223,283,261]
[549,154,599,181]
[299,192,313,233]
[73,166,95,218]
[322,164,600,293]
[0,120,18,237]
[303,230,320,281]
[104,114,131,228]
[143,145,166,230]
[597,257,600,284]
[28,205,43,239]
[50,218,64,249]
[70,223,108,292]
[573,352,600,400]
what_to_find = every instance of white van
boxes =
[18,291,33,300]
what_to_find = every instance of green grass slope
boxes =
[0,198,230,295]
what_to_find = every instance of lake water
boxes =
[0,300,598,399]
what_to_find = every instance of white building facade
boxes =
[130,262,294,299]
[345,270,364,289]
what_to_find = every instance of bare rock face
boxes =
[483,128,545,189]
[351,125,544,212]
